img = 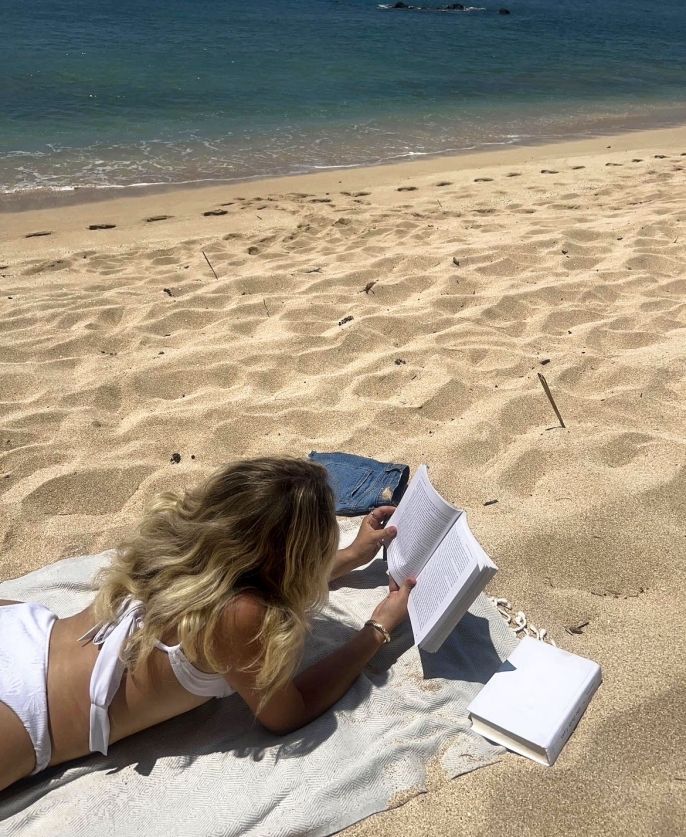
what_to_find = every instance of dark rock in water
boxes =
[392,2,410,7]
[441,3,465,9]
[498,7,511,13]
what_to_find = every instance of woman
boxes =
[0,457,413,792]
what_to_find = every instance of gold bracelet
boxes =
[365,619,391,644]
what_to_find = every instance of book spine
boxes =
[548,666,602,765]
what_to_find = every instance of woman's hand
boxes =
[347,506,398,562]
[370,574,417,635]
[330,507,398,581]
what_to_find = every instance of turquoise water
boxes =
[2,0,685,195]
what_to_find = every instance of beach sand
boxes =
[1,126,685,835]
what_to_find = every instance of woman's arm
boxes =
[219,578,414,735]
[329,507,397,581]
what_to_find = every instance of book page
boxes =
[407,522,479,637]
[386,465,460,583]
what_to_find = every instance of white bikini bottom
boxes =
[0,602,57,774]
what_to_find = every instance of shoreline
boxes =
[4,96,686,213]
[2,123,685,257]
[2,120,686,220]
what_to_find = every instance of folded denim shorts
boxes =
[309,451,410,516]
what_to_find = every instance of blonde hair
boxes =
[93,457,338,704]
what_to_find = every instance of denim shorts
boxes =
[309,451,410,516]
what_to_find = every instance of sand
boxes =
[1,125,685,835]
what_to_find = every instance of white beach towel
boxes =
[0,520,516,837]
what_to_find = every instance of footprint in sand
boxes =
[541,169,558,174]
[632,159,643,163]
[352,191,370,197]
[145,215,173,223]
[309,198,332,203]
[506,172,522,177]
[397,186,417,192]
[88,224,116,230]
[571,165,585,170]
[220,202,234,207]
[25,231,52,238]
[247,246,260,255]
[203,209,228,216]
[654,154,667,159]
[435,181,452,187]
[606,162,623,167]
[474,178,493,183]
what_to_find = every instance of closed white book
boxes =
[467,636,602,766]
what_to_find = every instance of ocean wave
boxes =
[2,101,686,197]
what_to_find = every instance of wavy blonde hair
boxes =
[93,457,338,704]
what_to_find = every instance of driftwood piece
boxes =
[202,250,219,280]
[537,372,566,428]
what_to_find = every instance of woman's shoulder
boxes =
[218,591,267,647]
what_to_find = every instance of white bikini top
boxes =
[80,599,234,756]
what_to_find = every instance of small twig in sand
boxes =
[538,373,566,428]
[202,250,219,280]
[564,620,590,635]
[263,299,270,317]
[361,281,377,294]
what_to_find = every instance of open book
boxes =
[386,465,497,653]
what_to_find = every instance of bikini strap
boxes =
[88,599,144,755]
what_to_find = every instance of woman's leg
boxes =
[0,700,36,791]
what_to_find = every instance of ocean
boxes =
[2,0,685,199]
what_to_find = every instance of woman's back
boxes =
[46,604,219,766]
[1,600,210,789]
